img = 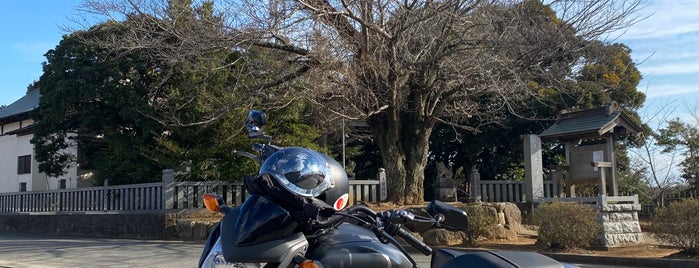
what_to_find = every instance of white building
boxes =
[0,88,78,193]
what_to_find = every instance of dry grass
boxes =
[476,220,688,260]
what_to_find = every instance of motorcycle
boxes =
[199,110,579,268]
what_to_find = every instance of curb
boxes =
[543,253,699,268]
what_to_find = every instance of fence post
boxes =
[162,169,175,210]
[102,179,109,211]
[469,166,481,202]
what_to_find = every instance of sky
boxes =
[612,0,699,127]
[1,0,698,125]
[1,0,87,105]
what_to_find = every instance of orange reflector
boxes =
[202,193,221,212]
[299,260,320,268]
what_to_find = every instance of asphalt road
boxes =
[0,232,203,268]
[0,232,677,268]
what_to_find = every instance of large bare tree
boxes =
[79,0,642,204]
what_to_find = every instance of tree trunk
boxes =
[368,108,434,205]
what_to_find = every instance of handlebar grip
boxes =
[396,227,432,256]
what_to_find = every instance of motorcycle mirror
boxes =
[427,200,469,232]
[245,110,267,138]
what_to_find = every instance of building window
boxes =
[19,182,27,192]
[17,155,31,174]
[59,179,67,189]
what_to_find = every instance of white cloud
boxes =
[614,5,699,86]
[641,83,699,98]
[640,62,699,76]
[628,42,699,77]
[623,21,699,40]
[619,0,699,40]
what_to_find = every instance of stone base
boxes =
[598,204,645,248]
[434,187,457,202]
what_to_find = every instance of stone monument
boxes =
[434,161,457,202]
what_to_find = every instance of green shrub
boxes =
[532,201,601,250]
[651,198,699,255]
[458,204,497,246]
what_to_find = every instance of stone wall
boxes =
[598,204,644,248]
[413,202,527,246]
[0,213,171,239]
[0,209,221,240]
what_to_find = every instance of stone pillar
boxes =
[469,166,481,202]
[598,200,645,248]
[377,168,387,202]
[162,169,175,210]
[524,134,544,202]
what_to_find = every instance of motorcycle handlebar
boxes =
[312,213,349,228]
[321,205,434,256]
[346,205,378,216]
[313,205,378,228]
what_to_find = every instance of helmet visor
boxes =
[259,147,334,197]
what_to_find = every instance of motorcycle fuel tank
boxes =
[309,223,413,268]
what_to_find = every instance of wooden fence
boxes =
[475,180,558,203]
[0,170,381,214]
[4,167,667,214]
[640,189,697,216]
[0,182,163,213]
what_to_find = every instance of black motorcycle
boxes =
[198,110,578,268]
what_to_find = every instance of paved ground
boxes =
[0,232,429,268]
[0,232,202,268]
[1,232,688,268]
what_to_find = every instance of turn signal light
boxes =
[299,260,321,268]
[202,193,221,212]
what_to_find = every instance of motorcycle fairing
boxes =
[231,194,298,246]
[218,194,307,264]
[198,221,222,268]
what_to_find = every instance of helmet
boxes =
[319,153,350,211]
[259,147,350,210]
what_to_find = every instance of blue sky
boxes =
[1,0,86,104]
[613,0,699,126]
[1,0,698,125]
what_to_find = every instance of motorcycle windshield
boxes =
[232,194,298,246]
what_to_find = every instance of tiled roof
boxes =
[0,89,40,122]
[540,104,642,140]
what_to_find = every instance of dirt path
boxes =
[478,230,685,259]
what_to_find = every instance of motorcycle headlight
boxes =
[201,238,265,268]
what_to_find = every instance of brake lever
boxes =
[383,210,437,225]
